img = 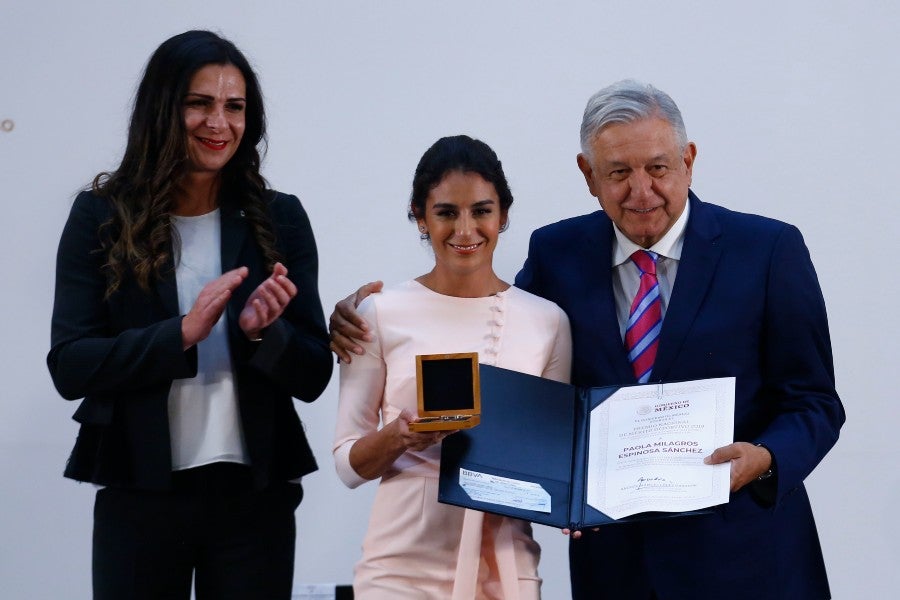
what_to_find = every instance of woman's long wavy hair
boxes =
[94,30,280,297]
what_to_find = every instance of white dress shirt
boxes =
[611,201,691,340]
[168,209,248,470]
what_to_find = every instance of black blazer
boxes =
[48,190,333,491]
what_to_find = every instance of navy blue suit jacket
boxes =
[48,190,333,491]
[516,192,844,599]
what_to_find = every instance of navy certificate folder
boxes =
[438,364,713,530]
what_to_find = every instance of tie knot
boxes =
[631,250,658,276]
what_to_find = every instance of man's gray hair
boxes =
[580,79,688,156]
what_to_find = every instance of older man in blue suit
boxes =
[331,80,844,599]
[516,80,843,599]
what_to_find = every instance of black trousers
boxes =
[92,463,303,600]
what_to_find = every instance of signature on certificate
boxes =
[636,476,669,490]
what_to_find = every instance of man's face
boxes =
[577,117,697,248]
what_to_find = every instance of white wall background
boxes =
[1,2,897,598]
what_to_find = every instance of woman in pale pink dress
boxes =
[333,135,572,599]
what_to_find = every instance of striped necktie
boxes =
[625,250,662,383]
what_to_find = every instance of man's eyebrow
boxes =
[601,159,630,169]
[602,154,671,167]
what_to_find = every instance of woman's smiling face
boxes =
[182,63,247,175]
[417,170,506,280]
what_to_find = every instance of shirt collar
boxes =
[611,199,691,267]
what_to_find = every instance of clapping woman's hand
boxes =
[182,267,249,350]
[239,262,297,340]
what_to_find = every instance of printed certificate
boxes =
[585,378,734,519]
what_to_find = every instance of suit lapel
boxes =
[156,203,251,318]
[220,203,250,273]
[652,192,722,380]
[220,203,252,328]
[156,241,180,317]
[582,213,635,383]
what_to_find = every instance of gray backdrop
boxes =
[1,2,897,598]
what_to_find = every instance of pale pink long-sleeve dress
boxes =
[334,281,572,600]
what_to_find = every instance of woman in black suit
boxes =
[47,30,333,599]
